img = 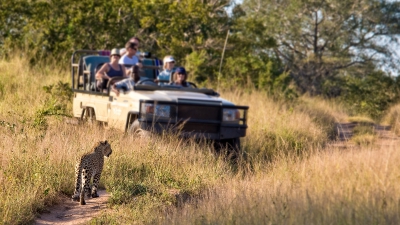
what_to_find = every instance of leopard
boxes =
[71,140,112,205]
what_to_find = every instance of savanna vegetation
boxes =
[2,0,400,224]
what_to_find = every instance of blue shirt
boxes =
[157,68,175,82]
[114,77,135,92]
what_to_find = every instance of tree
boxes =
[238,0,400,95]
[0,0,32,54]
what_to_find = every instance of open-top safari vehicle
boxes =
[71,50,249,153]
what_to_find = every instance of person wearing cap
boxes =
[111,65,140,96]
[96,48,127,90]
[169,67,191,87]
[156,55,176,83]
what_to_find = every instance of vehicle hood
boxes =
[121,90,236,106]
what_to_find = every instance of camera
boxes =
[140,52,151,58]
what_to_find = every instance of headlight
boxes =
[154,105,171,118]
[222,108,240,122]
[141,103,171,118]
[141,103,154,114]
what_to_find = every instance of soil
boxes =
[34,122,400,225]
[35,190,110,225]
[330,122,400,148]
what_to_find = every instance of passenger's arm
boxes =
[122,66,127,78]
[95,64,110,80]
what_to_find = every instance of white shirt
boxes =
[119,54,139,66]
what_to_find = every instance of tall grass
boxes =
[2,54,399,224]
[382,104,400,135]
[158,144,400,224]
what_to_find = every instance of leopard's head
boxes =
[99,140,112,157]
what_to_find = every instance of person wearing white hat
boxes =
[156,55,176,83]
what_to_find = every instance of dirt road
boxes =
[35,190,110,225]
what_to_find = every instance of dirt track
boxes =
[35,190,110,225]
[330,122,400,148]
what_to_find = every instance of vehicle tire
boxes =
[128,119,150,137]
[81,107,96,125]
[214,138,241,162]
[128,119,140,133]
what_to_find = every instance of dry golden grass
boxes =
[2,54,400,224]
[382,104,400,135]
[158,144,400,224]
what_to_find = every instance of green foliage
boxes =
[220,54,297,99]
[327,71,400,119]
[184,50,209,84]
[33,81,73,129]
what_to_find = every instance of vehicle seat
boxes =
[94,62,107,92]
[141,58,158,80]
[83,56,110,91]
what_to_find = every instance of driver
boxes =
[111,66,139,96]
[95,48,127,91]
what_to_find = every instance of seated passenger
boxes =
[111,66,139,96]
[169,67,191,87]
[156,55,176,83]
[119,42,142,69]
[120,36,141,57]
[96,48,127,91]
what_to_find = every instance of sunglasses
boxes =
[177,73,185,75]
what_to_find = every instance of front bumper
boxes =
[138,99,249,140]
[138,120,247,140]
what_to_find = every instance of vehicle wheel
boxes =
[128,119,150,137]
[81,107,96,125]
[214,138,241,161]
[128,119,140,133]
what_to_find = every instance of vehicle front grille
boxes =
[177,105,220,121]
[180,122,219,133]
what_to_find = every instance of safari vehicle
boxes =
[71,50,249,152]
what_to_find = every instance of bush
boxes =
[325,71,400,119]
